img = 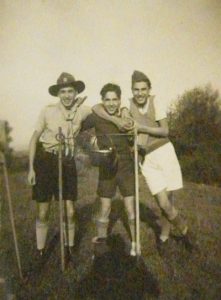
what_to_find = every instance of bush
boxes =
[168,85,221,184]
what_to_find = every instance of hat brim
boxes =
[48,80,85,96]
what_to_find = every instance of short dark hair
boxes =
[100,83,121,99]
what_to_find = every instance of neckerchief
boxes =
[58,102,78,157]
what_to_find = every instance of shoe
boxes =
[130,242,136,256]
[178,232,196,252]
[92,236,107,244]
[65,246,79,267]
[92,236,108,258]
[38,249,45,257]
[68,246,76,255]
[156,238,170,257]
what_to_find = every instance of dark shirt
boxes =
[81,113,133,157]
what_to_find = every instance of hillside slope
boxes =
[0,168,221,299]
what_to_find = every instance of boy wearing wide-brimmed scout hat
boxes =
[28,72,91,255]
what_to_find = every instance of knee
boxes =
[66,205,75,221]
[38,209,48,223]
[124,198,135,220]
[156,194,177,220]
[125,205,135,220]
[99,204,111,220]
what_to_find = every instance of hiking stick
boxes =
[58,127,65,271]
[134,128,141,256]
[1,154,23,279]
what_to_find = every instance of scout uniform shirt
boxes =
[35,102,91,155]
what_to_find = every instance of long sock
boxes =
[96,220,108,238]
[36,220,48,250]
[160,215,171,242]
[128,218,136,243]
[128,218,136,256]
[63,222,75,247]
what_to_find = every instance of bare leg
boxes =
[157,192,173,242]
[124,196,136,255]
[123,196,135,242]
[155,189,187,235]
[95,197,111,239]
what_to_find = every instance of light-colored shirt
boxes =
[35,102,91,153]
[130,96,169,151]
[137,95,166,121]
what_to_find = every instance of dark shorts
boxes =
[32,149,77,202]
[97,155,135,198]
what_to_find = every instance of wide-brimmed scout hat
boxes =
[49,72,85,96]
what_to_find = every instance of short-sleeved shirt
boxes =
[81,112,135,198]
[35,102,91,152]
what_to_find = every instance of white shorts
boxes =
[140,142,183,195]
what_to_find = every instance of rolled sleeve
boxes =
[35,108,46,133]
[154,99,167,121]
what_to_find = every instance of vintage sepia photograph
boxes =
[0,1,221,299]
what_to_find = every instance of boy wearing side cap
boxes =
[28,72,91,255]
[93,71,191,250]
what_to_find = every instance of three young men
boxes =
[28,70,189,257]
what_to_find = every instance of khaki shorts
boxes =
[140,142,183,195]
[33,148,77,202]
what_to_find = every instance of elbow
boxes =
[162,128,169,137]
[29,131,40,148]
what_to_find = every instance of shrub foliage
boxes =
[168,85,221,184]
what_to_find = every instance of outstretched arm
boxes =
[137,118,169,137]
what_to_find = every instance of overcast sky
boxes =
[0,0,221,150]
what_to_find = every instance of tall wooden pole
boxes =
[58,127,65,271]
[134,129,141,256]
[1,154,23,279]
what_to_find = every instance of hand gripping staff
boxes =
[57,127,66,272]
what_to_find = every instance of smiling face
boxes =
[58,86,78,109]
[132,81,151,106]
[102,91,121,115]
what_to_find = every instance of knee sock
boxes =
[159,215,171,242]
[63,222,75,247]
[36,220,48,250]
[128,218,136,243]
[96,219,108,238]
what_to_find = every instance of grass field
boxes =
[0,165,221,299]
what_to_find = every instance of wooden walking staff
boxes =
[133,128,141,256]
[0,121,23,279]
[57,127,65,271]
